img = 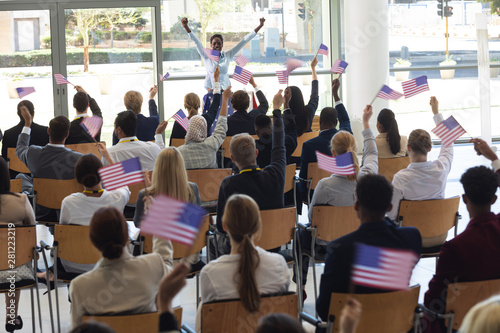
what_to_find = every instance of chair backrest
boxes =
[445,278,500,331]
[329,285,420,333]
[127,171,151,205]
[201,293,298,333]
[311,115,320,131]
[186,169,232,202]
[33,178,84,209]
[0,225,36,270]
[82,311,160,333]
[7,147,30,173]
[378,157,411,182]
[10,179,22,193]
[171,138,185,147]
[291,131,319,157]
[307,162,331,190]
[254,207,296,250]
[284,164,297,193]
[311,206,360,242]
[65,142,103,157]
[221,135,259,159]
[53,225,101,264]
[397,197,460,238]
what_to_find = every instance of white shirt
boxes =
[105,136,161,171]
[492,159,500,171]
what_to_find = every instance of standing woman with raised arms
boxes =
[181,17,265,91]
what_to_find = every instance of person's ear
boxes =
[354,200,359,212]
[331,149,337,157]
[47,128,50,136]
[407,144,412,152]
[462,194,468,205]
[230,154,235,163]
[492,195,497,205]
[222,220,228,232]
[386,203,393,213]
[255,149,259,157]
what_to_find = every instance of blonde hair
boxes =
[184,93,200,118]
[223,194,262,313]
[408,129,432,155]
[330,131,360,182]
[230,134,256,168]
[459,295,500,333]
[124,91,143,114]
[148,147,193,202]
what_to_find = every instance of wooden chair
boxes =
[291,131,319,158]
[311,115,320,131]
[186,168,232,202]
[171,138,185,147]
[303,162,331,206]
[201,293,298,333]
[10,179,22,193]
[82,307,183,332]
[397,197,461,261]
[378,156,410,182]
[65,142,104,157]
[220,135,259,159]
[284,164,297,194]
[33,178,84,223]
[7,147,30,173]
[0,225,42,332]
[127,171,151,205]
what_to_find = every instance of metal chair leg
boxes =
[53,247,61,333]
[40,243,55,333]
[196,274,200,308]
[311,228,318,317]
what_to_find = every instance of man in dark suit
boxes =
[298,79,352,200]
[316,174,422,321]
[16,106,83,220]
[2,101,49,178]
[424,166,500,325]
[66,85,102,144]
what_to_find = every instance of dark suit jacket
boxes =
[66,95,102,144]
[316,219,422,321]
[226,90,268,137]
[112,100,159,145]
[424,212,500,311]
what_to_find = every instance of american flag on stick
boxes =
[330,59,349,74]
[376,85,404,100]
[173,109,189,131]
[401,75,430,98]
[316,151,355,176]
[140,195,207,246]
[285,58,304,75]
[233,66,252,85]
[431,116,466,148]
[80,116,103,139]
[99,157,143,191]
[204,48,220,62]
[317,43,329,56]
[16,87,36,98]
[159,72,170,82]
[54,74,73,85]
[276,70,288,85]
[351,243,418,290]
[235,54,249,67]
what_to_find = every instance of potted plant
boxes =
[394,58,411,81]
[490,57,499,78]
[439,55,456,80]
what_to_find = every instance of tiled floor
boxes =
[6,142,500,332]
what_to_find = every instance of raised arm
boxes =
[359,105,378,178]
[75,85,102,117]
[15,106,32,166]
[311,56,318,81]
[430,96,453,171]
[203,67,221,128]
[148,85,160,119]
[207,87,231,149]
[181,17,207,59]
[270,90,286,174]
[305,57,319,123]
[225,18,265,59]
[249,76,269,114]
[333,79,352,133]
[471,138,500,173]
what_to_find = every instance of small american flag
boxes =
[99,157,143,191]
[377,85,404,100]
[352,243,418,290]
[140,195,206,246]
[233,66,252,85]
[317,43,329,56]
[285,58,304,75]
[235,54,249,67]
[159,72,170,82]
[402,75,429,98]
[204,48,220,62]
[316,151,355,176]
[16,87,35,98]
[173,109,189,131]
[276,70,288,84]
[80,116,103,139]
[54,74,72,85]
[330,59,349,74]
[431,116,466,148]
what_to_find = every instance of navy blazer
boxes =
[316,219,422,321]
[66,95,102,144]
[112,100,159,145]
[226,90,268,137]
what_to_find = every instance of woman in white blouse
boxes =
[196,194,290,332]
[375,108,408,158]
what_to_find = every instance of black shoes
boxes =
[5,315,23,333]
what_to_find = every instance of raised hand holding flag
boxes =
[233,66,252,85]
[204,48,220,62]
[431,115,466,148]
[276,70,288,85]
[159,72,170,82]
[172,109,189,131]
[98,157,143,191]
[330,59,349,74]
[54,73,73,86]
[317,43,329,56]
[401,75,430,98]
[376,85,404,100]
[16,87,36,99]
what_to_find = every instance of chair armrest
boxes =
[39,240,52,250]
[295,177,311,184]
[418,303,454,320]
[181,324,196,333]
[297,222,309,230]
[299,312,327,329]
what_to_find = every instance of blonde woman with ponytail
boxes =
[195,194,290,332]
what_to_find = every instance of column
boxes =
[476,13,491,144]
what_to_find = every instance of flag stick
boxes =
[369,94,378,106]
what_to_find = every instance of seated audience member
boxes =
[459,295,500,333]
[2,101,49,178]
[197,194,290,332]
[470,138,500,181]
[388,96,453,248]
[216,90,286,236]
[16,106,82,220]
[0,157,35,333]
[298,79,352,200]
[169,67,222,145]
[424,166,500,330]
[255,313,305,333]
[112,85,160,144]
[105,110,160,171]
[66,85,102,144]
[296,105,377,292]
[375,108,407,158]
[316,174,421,321]
[69,207,166,329]
[226,76,268,136]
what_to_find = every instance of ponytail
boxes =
[184,93,200,118]
[378,109,401,155]
[346,150,360,182]
[237,234,261,312]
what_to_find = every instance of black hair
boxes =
[114,111,137,137]
[73,92,89,113]
[48,116,70,143]
[319,107,338,129]
[460,166,498,206]
[17,100,34,122]
[377,109,401,155]
[231,90,250,112]
[75,154,102,188]
[210,33,223,44]
[356,174,393,215]
[288,86,309,136]
[89,207,128,260]
[256,313,306,333]
[254,114,271,131]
